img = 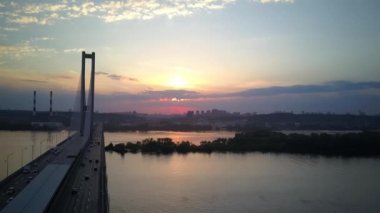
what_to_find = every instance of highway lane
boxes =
[47,124,107,213]
[0,134,80,210]
[1,164,71,213]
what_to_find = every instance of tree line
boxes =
[105,130,380,157]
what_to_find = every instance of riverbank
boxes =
[105,130,380,157]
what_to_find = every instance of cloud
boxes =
[96,81,380,105]
[93,0,238,22]
[20,79,47,83]
[234,81,380,97]
[93,82,380,114]
[100,81,380,108]
[0,27,19,32]
[63,48,84,53]
[128,77,138,82]
[0,42,54,58]
[95,71,109,76]
[0,85,77,111]
[95,71,121,80]
[96,89,201,102]
[11,16,39,24]
[22,3,68,14]
[96,71,138,81]
[1,80,379,114]
[108,74,123,80]
[54,75,73,80]
[144,89,201,99]
[34,37,54,41]
[254,0,294,3]
[0,0,293,25]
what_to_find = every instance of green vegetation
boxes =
[105,130,380,157]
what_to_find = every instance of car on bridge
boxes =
[71,188,79,195]
[5,187,15,195]
[22,166,31,174]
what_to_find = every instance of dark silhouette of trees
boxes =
[105,130,380,157]
[176,141,192,153]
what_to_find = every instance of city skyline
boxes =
[0,0,379,114]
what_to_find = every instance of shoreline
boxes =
[105,130,380,158]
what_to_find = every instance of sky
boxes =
[0,0,379,114]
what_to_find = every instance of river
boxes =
[104,131,380,213]
[0,130,69,180]
[1,131,380,212]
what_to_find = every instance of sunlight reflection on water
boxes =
[105,132,380,213]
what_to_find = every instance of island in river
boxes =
[105,130,380,157]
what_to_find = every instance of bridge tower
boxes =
[80,51,95,139]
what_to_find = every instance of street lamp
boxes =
[5,153,14,177]
[39,140,43,155]
[31,144,34,160]
[21,147,27,167]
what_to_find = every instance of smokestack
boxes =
[49,91,53,116]
[33,91,36,116]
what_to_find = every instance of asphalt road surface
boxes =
[0,133,81,210]
[47,125,107,213]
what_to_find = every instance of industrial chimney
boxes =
[33,90,36,116]
[50,91,53,116]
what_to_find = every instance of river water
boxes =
[1,131,380,212]
[104,132,380,213]
[0,130,69,180]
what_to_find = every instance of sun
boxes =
[168,75,188,88]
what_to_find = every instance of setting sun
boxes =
[168,76,188,88]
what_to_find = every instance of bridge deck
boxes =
[47,125,108,213]
[0,134,81,210]
[1,164,70,213]
[0,126,107,213]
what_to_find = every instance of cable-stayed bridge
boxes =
[0,52,108,213]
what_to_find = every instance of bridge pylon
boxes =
[80,51,95,140]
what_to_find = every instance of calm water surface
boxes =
[0,130,232,180]
[2,131,380,212]
[0,130,69,180]
[105,132,380,213]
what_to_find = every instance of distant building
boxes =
[186,111,194,117]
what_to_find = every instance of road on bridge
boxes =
[47,124,108,213]
[0,133,82,210]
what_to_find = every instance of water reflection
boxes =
[103,129,380,212]
[31,131,36,161]
[106,152,380,213]
[0,130,69,180]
